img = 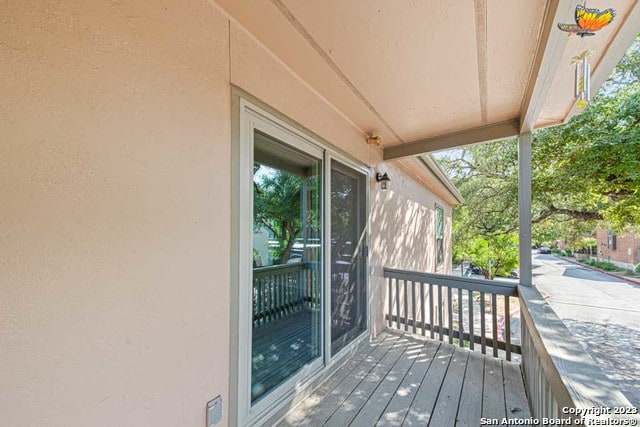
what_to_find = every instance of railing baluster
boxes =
[458,287,464,347]
[411,281,417,334]
[297,269,301,310]
[274,274,278,319]
[283,272,288,314]
[438,285,443,341]
[311,269,315,309]
[480,291,486,354]
[468,289,474,350]
[492,293,498,358]
[395,277,400,330]
[388,277,393,328]
[277,274,282,319]
[263,278,268,324]
[308,269,312,309]
[505,296,511,361]
[429,283,434,339]
[284,272,290,314]
[420,281,426,336]
[262,278,267,324]
[256,279,262,326]
[271,276,276,321]
[404,280,409,331]
[447,286,453,344]
[265,279,268,320]
[280,273,285,318]
[312,269,316,309]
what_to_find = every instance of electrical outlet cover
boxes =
[206,396,222,426]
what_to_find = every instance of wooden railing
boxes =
[383,267,640,423]
[519,285,639,423]
[252,262,319,327]
[383,268,520,360]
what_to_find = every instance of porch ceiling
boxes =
[216,0,640,156]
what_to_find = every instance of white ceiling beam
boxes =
[564,3,640,123]
[519,0,576,134]
[383,119,519,160]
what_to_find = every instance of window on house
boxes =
[436,205,444,267]
[607,230,617,250]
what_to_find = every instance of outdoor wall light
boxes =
[376,172,391,190]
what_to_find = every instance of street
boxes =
[532,254,640,408]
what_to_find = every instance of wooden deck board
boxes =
[279,330,530,427]
[429,347,469,427]
[482,356,507,420]
[252,309,317,401]
[377,338,441,426]
[297,334,401,426]
[278,334,383,426]
[349,339,426,427]
[455,350,485,427]
[503,361,532,420]
[324,336,414,426]
[402,343,455,426]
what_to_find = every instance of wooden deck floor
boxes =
[252,309,317,402]
[277,330,531,427]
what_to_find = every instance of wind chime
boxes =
[557,2,616,107]
[572,49,593,107]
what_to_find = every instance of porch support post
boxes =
[518,133,533,286]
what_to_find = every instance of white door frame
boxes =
[232,93,371,426]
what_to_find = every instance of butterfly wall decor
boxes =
[557,4,616,37]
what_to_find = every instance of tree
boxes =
[532,83,640,230]
[440,35,640,267]
[253,166,319,264]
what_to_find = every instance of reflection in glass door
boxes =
[330,160,367,355]
[251,131,322,404]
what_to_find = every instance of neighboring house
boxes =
[596,228,640,269]
[2,1,639,426]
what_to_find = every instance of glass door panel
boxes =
[330,160,367,355]
[251,130,322,404]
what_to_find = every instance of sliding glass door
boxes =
[251,130,322,404]
[330,160,367,355]
[237,98,369,423]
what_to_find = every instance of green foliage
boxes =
[253,166,320,264]
[533,80,640,231]
[457,234,519,280]
[440,37,640,256]
[579,259,620,272]
[578,237,597,251]
[635,264,640,274]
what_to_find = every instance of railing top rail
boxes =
[519,285,639,416]
[383,267,518,296]
[253,262,305,274]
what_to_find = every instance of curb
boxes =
[557,256,640,286]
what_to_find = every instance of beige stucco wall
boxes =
[0,1,453,425]
[369,159,453,336]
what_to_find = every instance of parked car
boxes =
[510,269,519,279]
[539,246,552,254]
[464,263,482,276]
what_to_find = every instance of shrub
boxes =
[636,264,640,274]
[581,259,619,271]
[565,249,573,257]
